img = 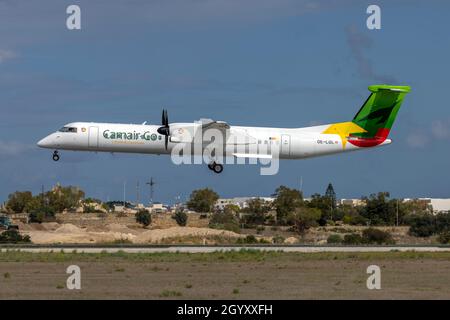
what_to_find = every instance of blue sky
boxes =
[1,0,449,204]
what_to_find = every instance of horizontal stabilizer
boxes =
[232,153,272,159]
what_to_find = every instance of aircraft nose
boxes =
[37,136,52,148]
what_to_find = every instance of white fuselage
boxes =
[37,121,391,160]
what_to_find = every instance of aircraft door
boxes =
[281,134,290,156]
[88,126,99,148]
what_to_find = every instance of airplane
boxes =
[37,84,410,174]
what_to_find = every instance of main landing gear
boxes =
[208,162,223,174]
[52,150,60,162]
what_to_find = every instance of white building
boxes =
[340,198,367,207]
[147,202,167,214]
[404,198,450,214]
[215,197,275,211]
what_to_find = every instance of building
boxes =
[147,202,167,214]
[404,198,450,214]
[215,197,275,211]
[340,198,367,207]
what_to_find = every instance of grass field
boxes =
[0,250,449,299]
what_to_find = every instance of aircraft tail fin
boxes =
[352,84,411,139]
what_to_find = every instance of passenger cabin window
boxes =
[59,127,77,133]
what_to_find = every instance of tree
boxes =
[24,196,43,213]
[135,209,151,227]
[46,186,85,212]
[6,191,33,213]
[172,209,188,226]
[288,207,321,236]
[359,192,397,225]
[241,198,270,226]
[325,183,337,212]
[28,206,56,223]
[223,204,240,215]
[243,198,271,214]
[307,193,333,225]
[273,186,303,225]
[186,188,219,213]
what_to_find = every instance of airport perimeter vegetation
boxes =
[1,244,450,263]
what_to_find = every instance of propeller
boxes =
[157,109,170,149]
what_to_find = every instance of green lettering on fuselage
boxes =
[103,130,154,142]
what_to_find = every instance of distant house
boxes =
[404,198,450,214]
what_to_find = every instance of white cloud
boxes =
[406,132,429,148]
[0,49,15,63]
[432,119,450,140]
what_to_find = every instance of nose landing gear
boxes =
[52,151,60,162]
[208,162,223,174]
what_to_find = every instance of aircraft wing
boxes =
[197,118,230,130]
[232,153,272,159]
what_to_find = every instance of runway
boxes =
[1,245,450,253]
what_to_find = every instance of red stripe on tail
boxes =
[348,128,390,148]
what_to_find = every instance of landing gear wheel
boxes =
[208,163,214,170]
[212,163,223,174]
[52,151,60,162]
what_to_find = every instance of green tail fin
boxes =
[352,85,411,138]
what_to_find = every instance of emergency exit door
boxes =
[281,134,290,156]
[88,126,99,148]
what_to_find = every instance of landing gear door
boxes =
[88,126,99,148]
[281,134,290,156]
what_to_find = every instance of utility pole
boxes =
[123,181,126,207]
[396,199,399,227]
[136,180,140,204]
[146,177,156,205]
[300,176,303,197]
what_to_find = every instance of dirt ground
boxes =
[13,212,437,245]
[0,252,449,299]
[17,213,244,245]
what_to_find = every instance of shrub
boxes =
[343,233,364,245]
[327,234,343,244]
[438,231,450,244]
[236,235,258,244]
[407,214,436,237]
[256,225,265,234]
[436,212,450,233]
[29,206,56,223]
[0,230,31,243]
[172,210,188,226]
[209,212,240,233]
[343,214,367,225]
[272,235,285,244]
[362,228,394,245]
[135,209,151,227]
[97,212,107,219]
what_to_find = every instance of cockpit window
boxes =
[59,127,77,133]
